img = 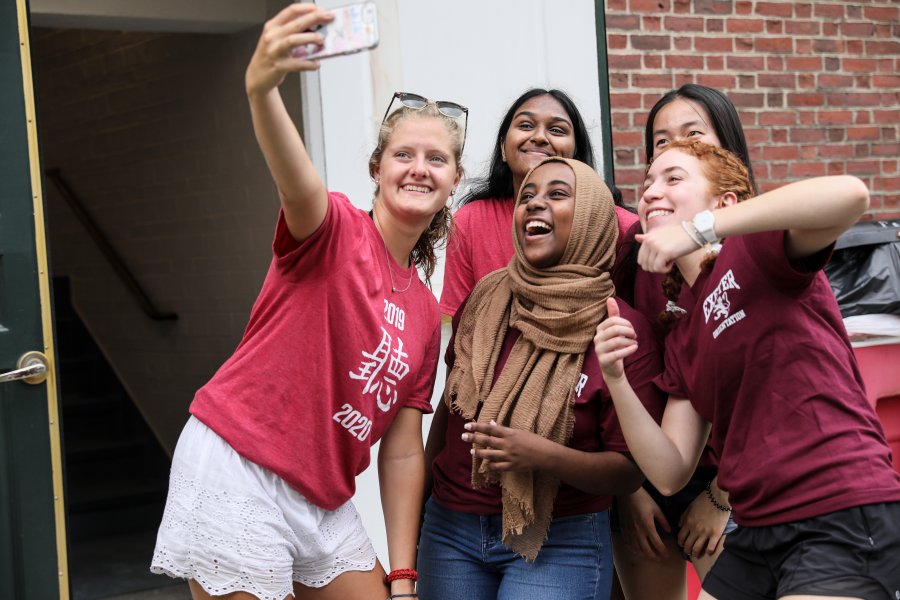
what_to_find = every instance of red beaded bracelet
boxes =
[384,568,418,585]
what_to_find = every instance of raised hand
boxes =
[246,3,335,96]
[594,297,638,380]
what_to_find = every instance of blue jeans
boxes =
[417,497,613,600]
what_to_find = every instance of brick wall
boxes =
[605,0,900,220]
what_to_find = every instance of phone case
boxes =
[292,2,379,60]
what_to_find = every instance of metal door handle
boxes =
[0,351,50,385]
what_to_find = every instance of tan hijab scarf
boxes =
[445,157,618,560]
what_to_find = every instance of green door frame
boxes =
[0,0,69,597]
[593,0,615,185]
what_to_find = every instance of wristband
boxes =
[385,568,418,585]
[705,480,731,512]
[681,220,706,249]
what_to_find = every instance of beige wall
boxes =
[32,26,302,451]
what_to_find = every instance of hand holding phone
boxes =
[291,2,379,61]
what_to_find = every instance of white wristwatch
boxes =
[692,210,719,245]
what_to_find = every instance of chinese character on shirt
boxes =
[349,327,411,412]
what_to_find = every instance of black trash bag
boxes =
[825,220,900,318]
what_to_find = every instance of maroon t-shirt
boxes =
[432,299,665,516]
[656,230,900,526]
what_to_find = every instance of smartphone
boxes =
[292,2,379,60]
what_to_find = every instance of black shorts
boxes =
[611,466,718,536]
[703,502,900,600]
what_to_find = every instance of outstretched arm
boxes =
[378,407,425,597]
[594,298,709,494]
[637,175,869,272]
[245,3,335,243]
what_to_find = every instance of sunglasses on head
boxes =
[381,92,468,152]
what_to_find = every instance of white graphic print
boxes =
[703,270,741,323]
[348,327,411,412]
[702,269,747,339]
[575,373,588,398]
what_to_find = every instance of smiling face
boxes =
[639,147,715,233]
[514,161,576,269]
[503,95,577,193]
[372,115,461,226]
[650,98,722,159]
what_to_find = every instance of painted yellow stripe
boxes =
[16,0,70,596]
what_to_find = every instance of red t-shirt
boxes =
[440,197,639,317]
[432,299,665,516]
[191,193,441,510]
[656,230,900,526]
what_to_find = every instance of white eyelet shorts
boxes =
[151,416,377,600]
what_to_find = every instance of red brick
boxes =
[642,16,663,32]
[756,37,794,53]
[694,36,734,52]
[795,3,812,18]
[727,18,765,33]
[608,34,628,50]
[609,54,642,69]
[644,54,663,69]
[766,91,784,106]
[706,56,724,70]
[847,127,880,141]
[666,55,704,69]
[785,57,823,71]
[632,35,671,50]
[817,144,854,159]
[872,143,900,157]
[674,36,693,51]
[814,4,844,19]
[762,146,799,160]
[843,58,881,73]
[846,40,864,55]
[610,73,630,88]
[634,73,675,88]
[829,92,883,107]
[758,74,796,88]
[615,166,648,185]
[694,0,733,15]
[731,92,765,108]
[847,160,881,175]
[707,19,725,33]
[873,75,900,89]
[854,112,872,125]
[841,22,876,37]
[813,39,843,54]
[790,129,826,143]
[786,20,819,36]
[727,56,765,71]
[818,111,854,125]
[787,92,824,107]
[697,74,737,89]
[735,1,752,16]
[736,37,754,52]
[867,40,900,55]
[631,0,672,11]
[865,6,899,22]
[610,93,642,109]
[607,14,641,29]
[795,39,813,54]
[799,112,817,126]
[789,162,827,177]
[817,74,854,88]
[607,0,627,9]
[664,16,705,31]
[766,19,784,34]
[756,2,793,17]
[759,111,797,126]
[828,128,846,142]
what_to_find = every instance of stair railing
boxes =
[44,168,178,321]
